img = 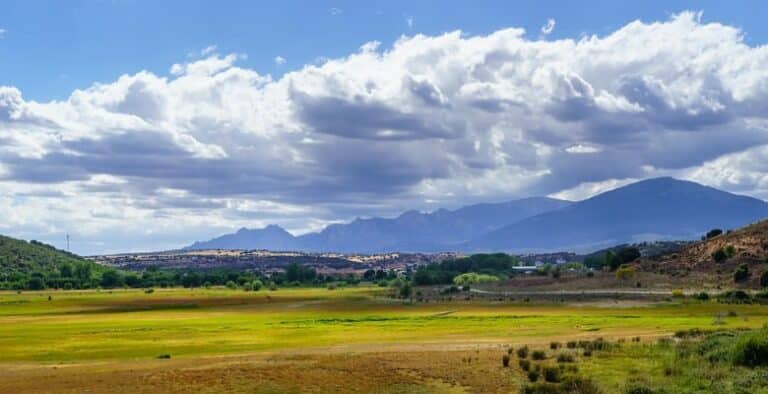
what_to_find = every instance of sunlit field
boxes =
[1,286,767,392]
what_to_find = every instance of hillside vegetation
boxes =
[640,220,768,288]
[0,235,105,290]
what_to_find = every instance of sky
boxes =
[1,1,768,254]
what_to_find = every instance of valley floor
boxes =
[1,287,767,393]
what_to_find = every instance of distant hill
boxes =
[185,197,572,252]
[186,225,297,251]
[468,177,768,252]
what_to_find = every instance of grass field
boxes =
[1,286,767,393]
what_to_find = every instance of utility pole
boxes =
[66,234,70,252]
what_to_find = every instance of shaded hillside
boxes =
[639,219,768,287]
[468,178,768,252]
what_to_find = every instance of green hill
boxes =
[0,235,106,290]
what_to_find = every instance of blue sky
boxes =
[1,2,768,254]
[2,1,767,101]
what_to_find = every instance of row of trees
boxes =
[0,263,360,291]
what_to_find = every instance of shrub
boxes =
[532,350,547,360]
[156,354,171,359]
[761,271,768,288]
[225,281,238,289]
[583,348,592,357]
[144,288,155,294]
[706,229,723,239]
[671,289,684,298]
[550,342,561,350]
[507,347,514,355]
[625,384,655,394]
[566,341,577,349]
[517,345,529,359]
[616,265,636,280]
[725,245,736,257]
[734,264,750,283]
[557,353,575,363]
[519,359,531,371]
[732,331,768,367]
[502,354,510,367]
[527,370,540,382]
[695,292,710,301]
[713,249,728,263]
[542,366,560,383]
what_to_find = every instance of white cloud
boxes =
[274,55,286,66]
[2,11,768,253]
[0,28,5,39]
[330,7,342,16]
[541,18,556,35]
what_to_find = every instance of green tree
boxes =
[100,269,123,288]
[761,271,768,288]
[27,276,46,290]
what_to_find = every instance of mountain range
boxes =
[186,177,768,253]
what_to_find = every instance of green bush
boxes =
[712,249,728,263]
[527,370,540,382]
[517,345,529,359]
[543,366,560,382]
[760,271,768,288]
[532,350,546,360]
[550,341,561,350]
[695,292,710,301]
[732,331,768,367]
[557,353,575,363]
[733,264,750,283]
[519,359,531,371]
[502,354,510,367]
[566,341,577,349]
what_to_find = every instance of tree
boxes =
[60,263,74,278]
[733,264,750,283]
[398,281,413,299]
[100,269,123,288]
[617,247,641,263]
[759,271,768,288]
[705,229,723,239]
[605,251,622,271]
[363,269,376,281]
[27,276,46,290]
[75,263,93,282]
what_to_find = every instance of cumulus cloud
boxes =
[541,18,556,35]
[330,7,342,16]
[0,28,5,38]
[2,11,768,253]
[274,55,286,66]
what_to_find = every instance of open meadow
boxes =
[1,286,768,393]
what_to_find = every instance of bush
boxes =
[761,271,768,288]
[713,249,728,263]
[671,289,684,298]
[583,348,592,357]
[732,331,768,367]
[550,342,561,350]
[519,359,531,371]
[156,354,171,359]
[144,288,155,294]
[225,281,238,289]
[543,366,560,383]
[527,370,540,382]
[706,229,723,239]
[517,345,530,359]
[616,265,636,280]
[502,354,510,367]
[532,350,547,360]
[566,341,577,349]
[734,264,750,283]
[695,292,710,301]
[557,353,575,363]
